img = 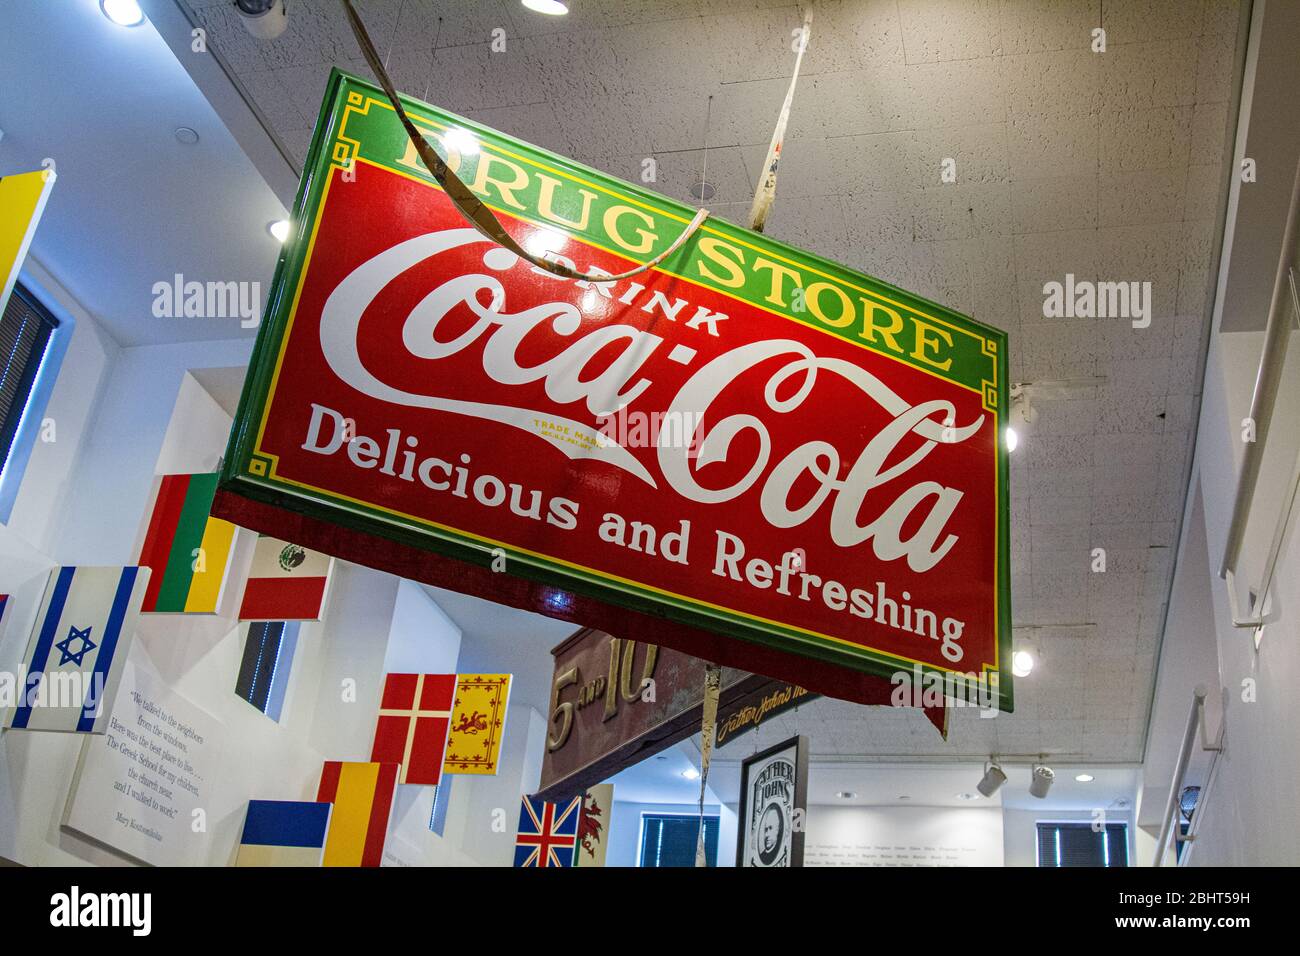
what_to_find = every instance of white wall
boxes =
[1003,808,1136,868]
[0,262,116,577]
[808,804,1004,867]
[1157,325,1300,866]
[0,280,546,867]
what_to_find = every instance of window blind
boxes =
[1036,822,1128,867]
[640,814,719,867]
[0,284,58,473]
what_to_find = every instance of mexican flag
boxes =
[239,536,334,622]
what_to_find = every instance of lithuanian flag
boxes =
[137,473,237,614]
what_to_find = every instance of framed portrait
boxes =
[736,735,808,867]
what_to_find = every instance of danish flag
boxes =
[370,673,456,785]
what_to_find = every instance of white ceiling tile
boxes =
[897,0,1001,64]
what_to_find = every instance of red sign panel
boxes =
[216,71,1012,710]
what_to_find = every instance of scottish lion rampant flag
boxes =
[4,566,150,734]
[514,794,581,867]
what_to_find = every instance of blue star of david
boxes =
[55,625,96,667]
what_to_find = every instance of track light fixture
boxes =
[1030,764,1055,799]
[236,0,288,39]
[976,761,1007,797]
[1005,384,1039,452]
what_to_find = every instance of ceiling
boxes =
[422,584,575,713]
[0,0,287,347]
[54,0,1248,770]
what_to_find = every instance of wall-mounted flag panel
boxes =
[236,799,331,867]
[137,473,237,614]
[315,760,398,868]
[238,536,334,621]
[370,672,455,785]
[4,566,149,734]
[514,794,580,868]
[445,674,511,775]
[0,168,55,311]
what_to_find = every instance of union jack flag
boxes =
[514,794,581,868]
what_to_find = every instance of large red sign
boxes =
[216,71,1012,711]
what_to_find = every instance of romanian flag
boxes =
[370,673,455,785]
[236,800,332,867]
[137,473,237,614]
[238,536,334,621]
[445,674,512,775]
[0,169,55,311]
[316,761,398,867]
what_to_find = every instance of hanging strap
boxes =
[340,0,708,283]
[694,661,722,867]
[747,7,814,233]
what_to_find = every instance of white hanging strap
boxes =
[694,662,722,867]
[748,7,814,233]
[341,0,709,283]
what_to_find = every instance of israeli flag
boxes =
[5,566,150,734]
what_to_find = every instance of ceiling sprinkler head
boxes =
[689,180,716,202]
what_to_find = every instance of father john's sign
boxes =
[215,70,1012,711]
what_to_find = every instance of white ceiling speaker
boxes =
[976,762,1006,797]
[236,0,288,40]
[1029,765,1056,799]
[690,180,716,202]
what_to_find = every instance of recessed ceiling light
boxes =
[443,127,480,156]
[682,768,700,780]
[1012,649,1035,677]
[101,0,145,27]
[956,792,979,800]
[1075,773,1094,783]
[174,127,200,145]
[268,219,290,243]
[835,791,856,799]
[1005,426,1019,452]
[522,0,569,14]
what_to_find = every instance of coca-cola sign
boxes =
[216,71,1013,711]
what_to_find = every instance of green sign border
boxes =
[221,69,1014,712]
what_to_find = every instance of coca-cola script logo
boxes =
[317,227,984,574]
